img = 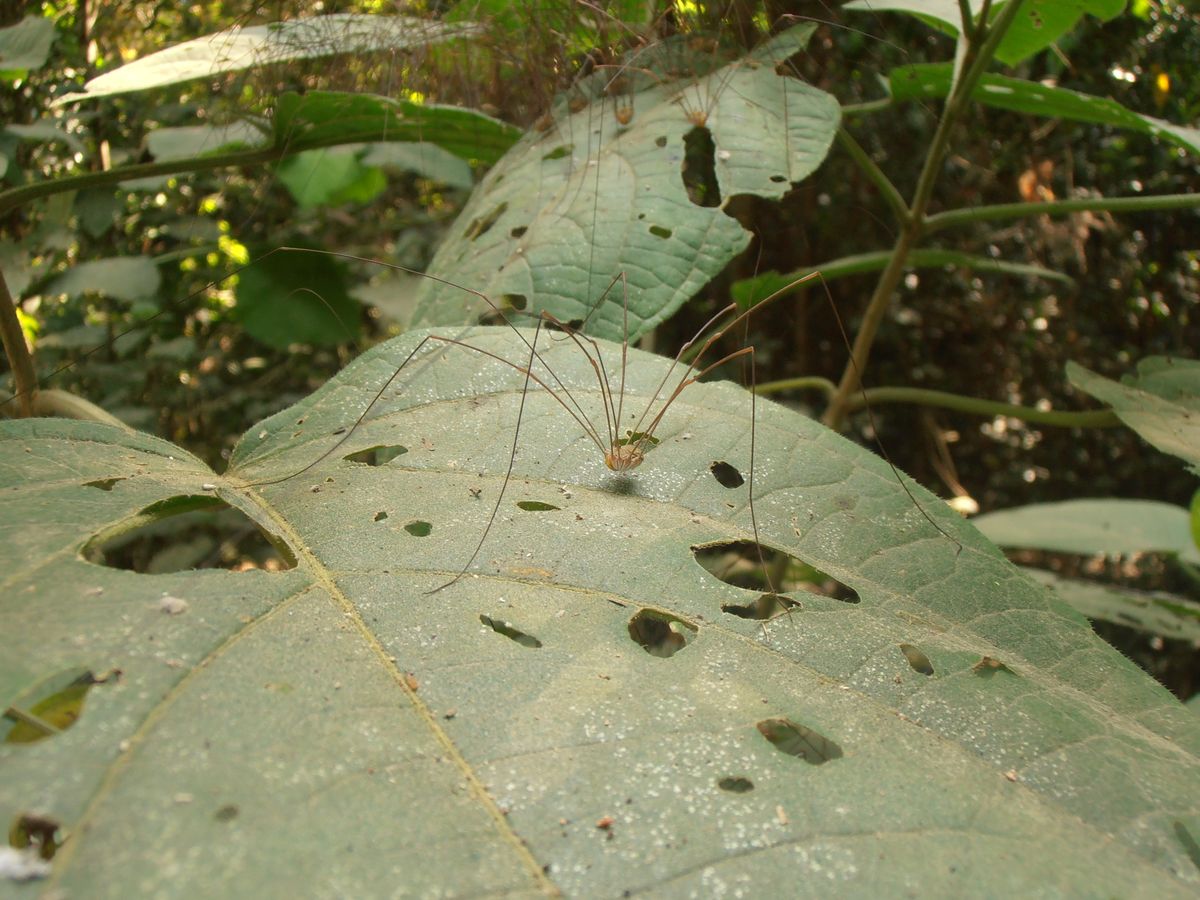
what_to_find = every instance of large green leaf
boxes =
[846,0,1127,65]
[2,327,1198,894]
[55,14,481,103]
[890,64,1200,155]
[410,24,841,343]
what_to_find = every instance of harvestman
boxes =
[246,249,809,597]
[246,249,960,604]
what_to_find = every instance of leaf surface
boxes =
[410,25,841,342]
[2,329,1198,895]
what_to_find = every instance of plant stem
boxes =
[0,268,35,417]
[924,192,1200,233]
[823,0,1027,431]
[755,378,1121,428]
[0,147,279,218]
[835,127,909,225]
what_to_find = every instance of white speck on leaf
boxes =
[158,595,189,615]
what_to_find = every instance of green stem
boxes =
[755,379,1121,428]
[924,192,1200,234]
[823,0,1028,431]
[850,386,1120,428]
[836,127,909,225]
[0,267,36,417]
[840,98,892,118]
[0,147,279,218]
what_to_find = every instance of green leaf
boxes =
[359,141,474,190]
[44,258,162,302]
[1068,357,1200,475]
[1024,568,1200,641]
[56,14,481,102]
[0,15,56,74]
[3,122,84,154]
[276,148,387,209]
[145,121,268,162]
[847,0,1127,65]
[890,64,1200,155]
[3,328,1198,893]
[974,498,1200,565]
[234,245,360,349]
[410,24,841,343]
[272,91,519,166]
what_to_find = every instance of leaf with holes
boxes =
[2,328,1199,895]
[408,23,840,342]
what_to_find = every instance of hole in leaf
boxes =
[1172,821,1200,872]
[710,460,744,488]
[510,225,528,238]
[373,511,388,522]
[8,812,62,861]
[972,655,1015,678]
[463,201,508,240]
[628,609,697,658]
[214,804,239,822]
[757,717,843,765]
[516,500,559,512]
[654,135,668,148]
[2,668,116,744]
[899,643,934,676]
[404,520,432,537]
[542,145,571,161]
[721,593,798,620]
[681,125,721,207]
[648,225,672,239]
[695,541,858,601]
[502,293,528,311]
[769,174,787,183]
[344,444,408,466]
[480,615,543,649]
[81,495,295,573]
[717,776,754,793]
[84,477,124,491]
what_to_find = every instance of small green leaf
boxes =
[0,15,56,74]
[234,245,360,348]
[359,142,474,190]
[44,258,162,302]
[975,498,1200,565]
[145,121,268,161]
[276,148,387,208]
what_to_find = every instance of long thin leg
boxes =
[429,318,546,593]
